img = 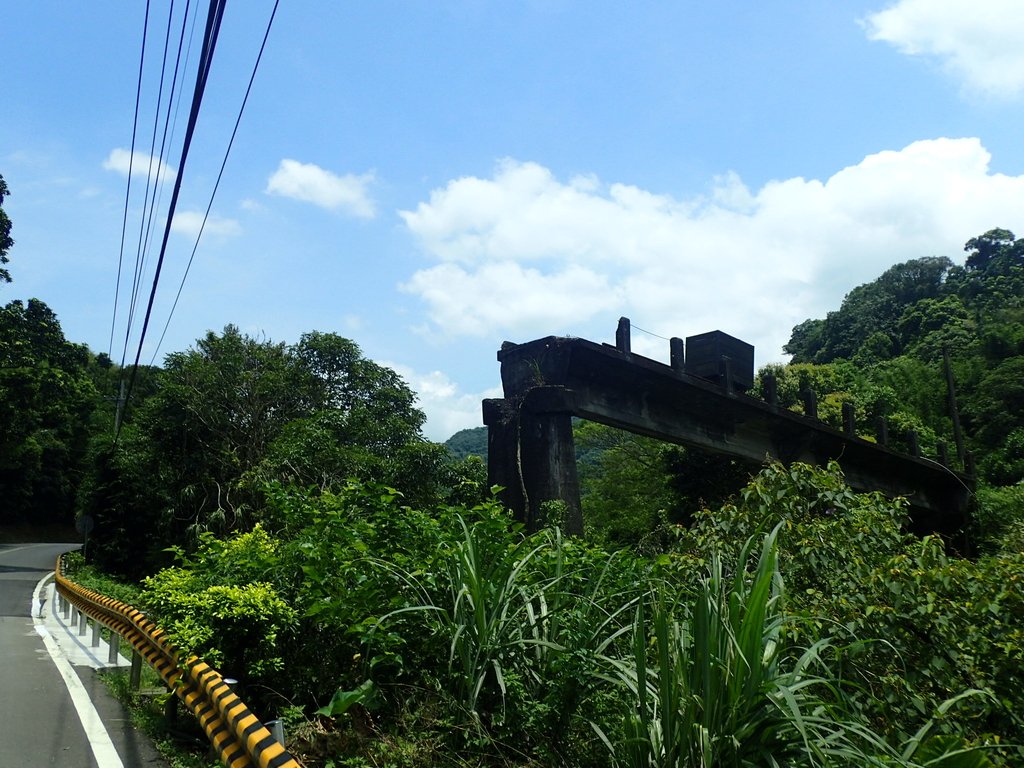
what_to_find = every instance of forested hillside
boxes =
[782,228,1024,486]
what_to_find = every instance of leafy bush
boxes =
[140,526,297,679]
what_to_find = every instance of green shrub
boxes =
[140,526,297,680]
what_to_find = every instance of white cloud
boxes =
[103,148,177,181]
[265,159,376,218]
[403,261,622,338]
[170,210,241,238]
[864,0,1024,97]
[383,362,500,441]
[400,139,1024,364]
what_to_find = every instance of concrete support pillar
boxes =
[876,417,889,447]
[670,337,685,374]
[842,402,856,436]
[519,387,582,535]
[801,389,818,420]
[483,399,526,524]
[616,317,631,353]
[762,373,778,406]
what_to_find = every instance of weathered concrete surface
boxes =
[485,336,971,544]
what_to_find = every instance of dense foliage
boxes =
[79,325,483,575]
[119,462,1019,767]
[0,298,100,526]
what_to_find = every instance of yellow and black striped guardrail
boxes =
[55,555,303,768]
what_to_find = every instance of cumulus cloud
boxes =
[383,362,500,441]
[170,210,241,238]
[400,139,1024,363]
[265,159,376,218]
[103,148,177,181]
[864,0,1024,97]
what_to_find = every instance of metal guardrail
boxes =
[54,555,302,768]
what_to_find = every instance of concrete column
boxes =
[616,317,631,353]
[670,337,684,373]
[876,417,889,447]
[519,387,582,535]
[483,398,527,524]
[842,402,856,436]
[801,389,818,420]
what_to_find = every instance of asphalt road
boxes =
[0,543,167,767]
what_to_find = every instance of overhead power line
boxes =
[109,0,152,359]
[119,0,193,372]
[150,0,282,364]
[117,0,229,441]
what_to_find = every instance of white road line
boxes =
[32,572,125,768]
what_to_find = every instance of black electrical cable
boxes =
[119,0,183,371]
[150,0,281,364]
[125,0,196,362]
[109,0,152,361]
[117,0,229,442]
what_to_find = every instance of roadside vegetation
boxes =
[3,180,1023,765]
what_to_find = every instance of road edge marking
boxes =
[33,571,126,768]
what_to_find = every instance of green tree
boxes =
[964,228,1016,273]
[0,174,13,283]
[786,257,953,363]
[85,325,475,570]
[0,299,98,525]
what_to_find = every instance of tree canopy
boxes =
[0,174,13,283]
[83,325,482,573]
[0,298,97,525]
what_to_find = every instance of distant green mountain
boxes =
[445,426,488,461]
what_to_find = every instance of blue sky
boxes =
[4,1,1024,439]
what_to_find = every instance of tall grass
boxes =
[378,519,996,767]
[594,525,982,768]
[377,516,638,750]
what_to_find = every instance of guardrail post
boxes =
[91,619,101,648]
[60,595,69,618]
[268,719,285,746]
[107,632,120,664]
[130,651,142,690]
[78,611,89,637]
[165,689,178,724]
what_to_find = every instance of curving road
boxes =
[0,543,167,767]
